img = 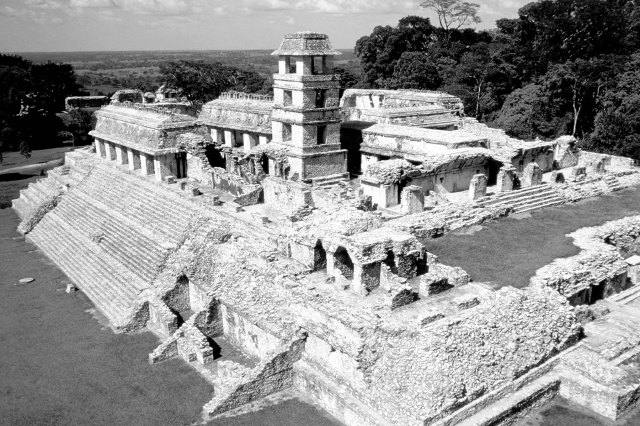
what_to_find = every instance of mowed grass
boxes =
[0,209,214,426]
[0,147,76,208]
[0,146,74,170]
[425,186,640,288]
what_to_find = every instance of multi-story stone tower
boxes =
[270,32,348,183]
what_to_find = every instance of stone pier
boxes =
[468,174,488,201]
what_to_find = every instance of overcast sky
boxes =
[0,0,532,52]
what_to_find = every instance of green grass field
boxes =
[426,187,640,288]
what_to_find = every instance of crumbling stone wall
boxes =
[360,286,580,424]
[530,216,640,304]
[262,176,312,213]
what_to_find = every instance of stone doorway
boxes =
[334,247,354,280]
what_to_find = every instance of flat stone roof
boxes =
[272,31,341,56]
[95,104,197,130]
[362,124,487,148]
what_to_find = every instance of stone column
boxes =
[522,162,542,187]
[211,128,223,144]
[401,185,425,214]
[224,130,235,148]
[104,142,116,161]
[154,155,171,182]
[468,174,488,201]
[115,145,128,166]
[496,166,516,192]
[140,153,154,176]
[95,139,104,158]
[243,133,258,154]
[626,255,640,285]
[126,148,137,171]
[259,135,269,145]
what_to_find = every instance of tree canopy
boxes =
[352,0,640,161]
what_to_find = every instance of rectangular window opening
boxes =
[312,56,324,75]
[317,125,327,145]
[315,89,326,109]
[282,123,292,142]
[283,90,293,107]
[287,58,296,74]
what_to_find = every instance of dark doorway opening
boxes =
[175,152,187,179]
[334,247,354,280]
[313,240,327,271]
[205,145,226,169]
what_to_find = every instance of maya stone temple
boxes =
[12,32,640,425]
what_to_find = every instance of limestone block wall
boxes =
[301,150,347,179]
[262,176,312,212]
[530,216,640,304]
[579,151,636,169]
[220,304,282,358]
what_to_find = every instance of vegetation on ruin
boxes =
[355,0,640,161]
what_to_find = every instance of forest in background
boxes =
[1,0,640,162]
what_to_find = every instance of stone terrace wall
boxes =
[530,216,640,304]
[359,286,579,424]
[579,150,636,169]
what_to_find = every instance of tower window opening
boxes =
[286,57,296,74]
[315,89,326,108]
[317,125,327,145]
[282,123,292,142]
[311,56,324,75]
[283,90,293,107]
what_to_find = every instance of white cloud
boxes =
[69,0,116,7]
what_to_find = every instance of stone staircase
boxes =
[310,172,350,187]
[28,213,147,326]
[604,174,625,192]
[476,184,565,214]
[12,165,87,220]
[25,164,202,328]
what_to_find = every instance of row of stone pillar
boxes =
[210,128,270,154]
[95,139,169,182]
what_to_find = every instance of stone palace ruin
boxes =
[11,32,640,425]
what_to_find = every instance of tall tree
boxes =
[419,0,481,42]
[355,16,436,87]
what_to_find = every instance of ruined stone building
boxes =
[13,31,640,425]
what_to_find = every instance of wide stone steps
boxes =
[56,194,166,283]
[79,166,196,238]
[476,185,552,206]
[28,213,146,325]
[477,184,565,214]
[604,175,624,192]
[311,173,350,187]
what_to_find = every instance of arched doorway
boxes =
[334,246,354,280]
[313,240,327,271]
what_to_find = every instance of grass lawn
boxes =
[425,186,640,289]
[0,147,88,208]
[0,146,76,171]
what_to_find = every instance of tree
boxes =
[355,16,436,87]
[419,0,481,42]
[493,83,572,139]
[391,52,441,89]
[159,61,267,104]
[584,62,640,162]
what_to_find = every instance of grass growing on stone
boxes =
[425,187,640,289]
